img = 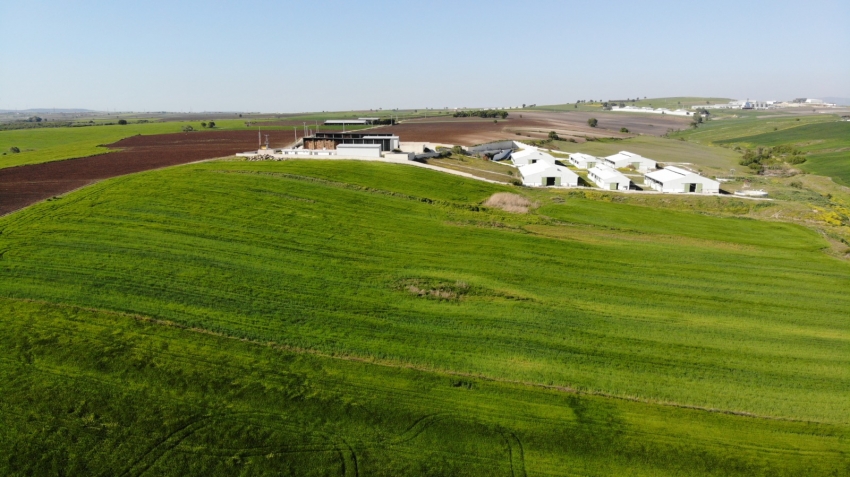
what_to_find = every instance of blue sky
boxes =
[1,0,847,112]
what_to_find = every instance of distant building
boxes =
[519,162,579,187]
[603,151,657,172]
[511,148,557,166]
[644,166,720,194]
[323,117,382,125]
[588,164,632,191]
[568,153,601,169]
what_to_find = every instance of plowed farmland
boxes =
[0,130,295,215]
[365,111,692,145]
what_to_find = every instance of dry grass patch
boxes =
[483,192,538,214]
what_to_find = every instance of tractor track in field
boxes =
[6,297,819,425]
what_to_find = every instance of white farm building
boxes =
[644,166,720,194]
[603,151,657,172]
[511,148,557,166]
[519,162,579,187]
[588,164,631,191]
[568,153,601,169]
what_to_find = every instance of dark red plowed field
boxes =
[0,130,295,216]
[364,111,691,145]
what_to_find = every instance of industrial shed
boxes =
[511,148,557,166]
[588,164,632,191]
[519,162,579,187]
[644,166,720,194]
[303,132,400,152]
[603,151,657,172]
[568,153,601,169]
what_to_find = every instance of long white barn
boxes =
[568,153,601,169]
[519,162,579,187]
[604,151,657,172]
[644,166,720,194]
[511,148,556,166]
[588,164,631,191]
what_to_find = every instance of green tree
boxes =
[9,146,20,153]
[208,121,216,128]
[620,127,629,133]
[587,118,598,128]
[182,125,194,133]
[201,122,207,128]
[548,131,560,140]
[118,119,128,125]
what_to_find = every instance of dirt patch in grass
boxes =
[483,192,538,213]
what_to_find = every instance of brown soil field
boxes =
[0,130,296,216]
[364,111,692,146]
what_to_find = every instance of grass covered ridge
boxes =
[1,160,848,475]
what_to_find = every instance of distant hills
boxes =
[0,108,96,113]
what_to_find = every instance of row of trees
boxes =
[453,110,509,119]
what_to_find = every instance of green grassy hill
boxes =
[671,115,850,184]
[1,160,848,475]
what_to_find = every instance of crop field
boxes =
[0,119,362,170]
[0,130,299,215]
[1,160,848,475]
[364,111,691,146]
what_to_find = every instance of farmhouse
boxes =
[644,166,720,194]
[511,148,557,166]
[603,151,657,172]
[568,152,601,169]
[588,164,631,191]
[519,162,579,187]
[303,132,400,152]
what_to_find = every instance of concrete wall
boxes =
[337,144,382,158]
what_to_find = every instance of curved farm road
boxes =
[0,130,296,216]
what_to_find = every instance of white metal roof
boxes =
[569,152,599,162]
[644,168,684,183]
[663,166,693,176]
[519,162,577,177]
[589,164,629,181]
[513,148,553,159]
[606,151,643,161]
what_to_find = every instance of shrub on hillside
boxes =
[9,146,21,153]
[118,119,127,125]
[587,118,598,127]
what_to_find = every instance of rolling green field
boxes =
[1,160,849,475]
[672,115,850,184]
